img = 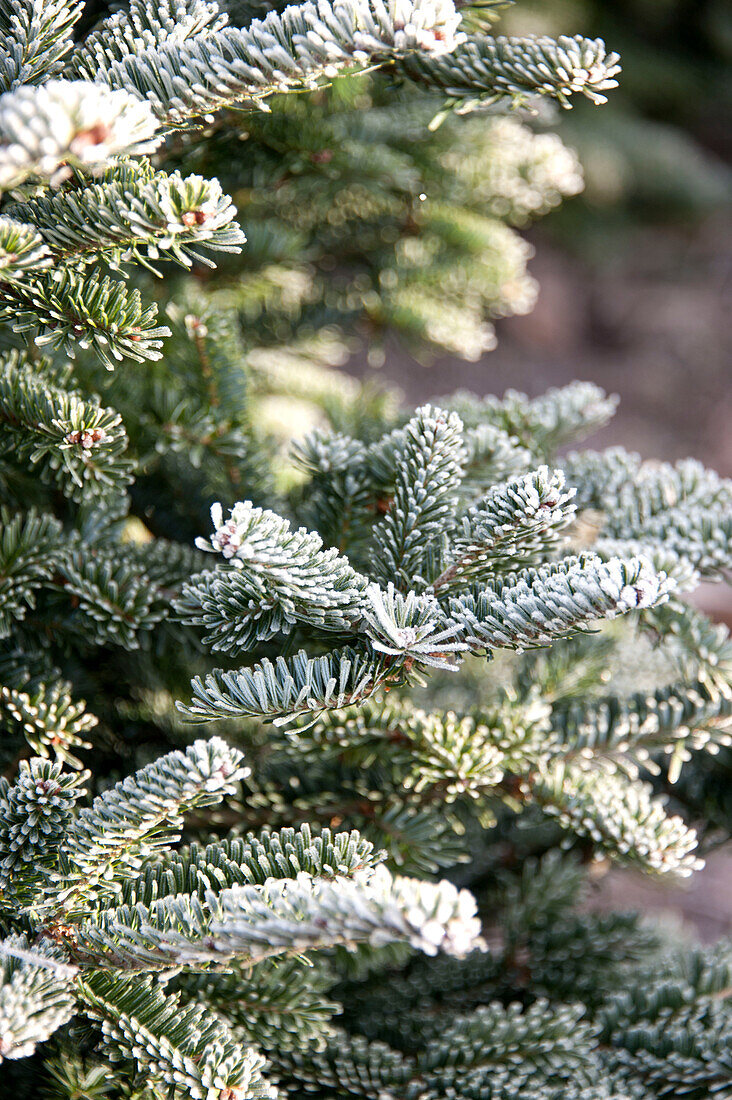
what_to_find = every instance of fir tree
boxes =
[1,2,731,1099]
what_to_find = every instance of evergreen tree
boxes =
[0,2,731,1099]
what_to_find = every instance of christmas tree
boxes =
[1,2,731,1098]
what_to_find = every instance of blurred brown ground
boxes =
[353,215,732,475]
[586,854,732,943]
[349,212,732,940]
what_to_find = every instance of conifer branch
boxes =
[461,422,533,494]
[0,0,84,92]
[592,537,701,593]
[527,759,702,875]
[116,825,383,908]
[598,943,732,1096]
[430,465,576,592]
[177,957,339,1053]
[370,403,466,589]
[416,1000,595,1095]
[563,450,732,578]
[361,581,467,669]
[68,0,228,77]
[0,80,161,188]
[565,450,732,521]
[51,548,166,650]
[276,1000,597,1098]
[177,500,370,651]
[551,679,732,768]
[0,351,133,503]
[451,555,673,652]
[273,1028,415,1097]
[0,679,97,769]
[6,160,246,272]
[450,381,618,455]
[0,759,87,905]
[56,738,249,911]
[0,935,76,1062]
[79,971,276,1099]
[74,0,466,123]
[75,865,482,969]
[180,646,387,724]
[0,509,65,637]
[633,511,732,580]
[0,267,171,369]
[642,600,732,702]
[398,32,622,110]
[0,216,51,280]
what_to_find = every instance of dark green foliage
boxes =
[1,2,731,1099]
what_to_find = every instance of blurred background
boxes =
[348,0,731,474]
[344,0,732,938]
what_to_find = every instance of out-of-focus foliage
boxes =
[500,0,731,251]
